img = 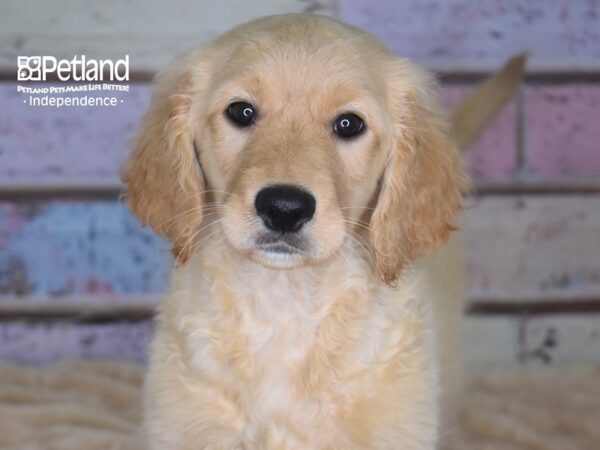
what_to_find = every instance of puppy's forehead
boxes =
[213,17,389,100]
[222,15,387,64]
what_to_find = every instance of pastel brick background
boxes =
[3,1,599,73]
[463,196,600,301]
[339,0,600,71]
[0,202,168,297]
[1,1,600,365]
[441,85,518,179]
[0,84,149,182]
[0,0,336,73]
[524,84,600,177]
[0,321,152,363]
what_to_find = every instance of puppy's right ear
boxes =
[122,52,211,265]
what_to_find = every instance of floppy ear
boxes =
[122,54,209,265]
[370,60,468,286]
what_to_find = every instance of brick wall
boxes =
[1,0,599,365]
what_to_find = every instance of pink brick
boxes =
[441,84,517,179]
[524,84,600,176]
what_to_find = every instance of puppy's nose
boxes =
[255,184,316,234]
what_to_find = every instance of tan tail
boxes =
[451,53,527,151]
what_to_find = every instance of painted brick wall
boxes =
[0,321,152,364]
[338,0,600,72]
[441,85,518,179]
[0,202,168,297]
[0,84,149,182]
[1,1,600,364]
[524,84,600,176]
[3,0,599,73]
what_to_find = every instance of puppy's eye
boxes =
[226,102,257,127]
[333,113,365,139]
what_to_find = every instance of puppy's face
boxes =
[123,15,466,284]
[200,43,390,269]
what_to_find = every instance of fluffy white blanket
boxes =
[0,361,598,449]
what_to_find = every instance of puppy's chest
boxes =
[241,312,320,414]
[193,281,402,419]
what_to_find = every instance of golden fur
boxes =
[123,14,468,449]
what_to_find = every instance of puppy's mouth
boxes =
[254,232,307,255]
[249,232,312,266]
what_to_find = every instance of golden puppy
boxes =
[123,13,469,449]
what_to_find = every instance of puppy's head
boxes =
[122,14,467,285]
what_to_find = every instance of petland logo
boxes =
[17,55,129,81]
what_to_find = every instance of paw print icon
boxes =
[17,56,42,81]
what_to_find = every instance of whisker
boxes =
[193,219,224,245]
[345,233,372,260]
[174,219,224,263]
[344,218,373,233]
[157,206,221,230]
[197,234,226,256]
[158,207,203,229]
[340,206,377,212]
[157,203,225,230]
[200,189,235,196]
[167,189,234,205]
[191,227,226,256]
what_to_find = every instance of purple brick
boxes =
[0,321,153,363]
[524,84,600,177]
[339,0,600,71]
[0,82,149,182]
[441,84,517,179]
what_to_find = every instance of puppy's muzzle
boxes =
[255,184,316,234]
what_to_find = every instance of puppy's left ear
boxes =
[370,60,468,286]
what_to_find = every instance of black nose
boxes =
[255,184,316,234]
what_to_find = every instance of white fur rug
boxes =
[0,361,598,449]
